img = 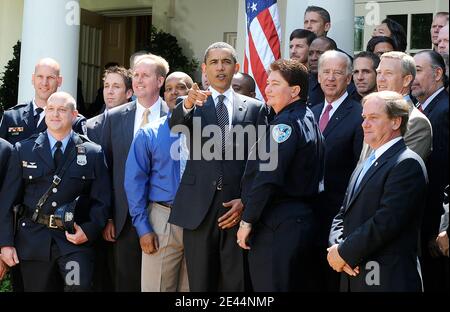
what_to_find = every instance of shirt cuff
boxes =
[135,218,154,237]
[182,99,194,115]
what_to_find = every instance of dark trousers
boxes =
[420,247,450,292]
[248,211,317,291]
[113,217,141,291]
[183,190,245,292]
[92,238,114,291]
[10,265,24,292]
[20,241,94,292]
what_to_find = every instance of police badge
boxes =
[272,124,292,143]
[76,145,87,166]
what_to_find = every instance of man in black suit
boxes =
[412,50,449,291]
[86,66,133,144]
[0,92,110,291]
[328,91,428,291]
[311,50,364,291]
[0,58,87,145]
[101,54,169,291]
[169,42,264,291]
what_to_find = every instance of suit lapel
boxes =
[424,89,448,116]
[202,96,218,127]
[313,103,323,122]
[345,140,406,213]
[160,100,169,117]
[323,97,353,137]
[232,92,248,125]
[122,101,137,145]
[34,132,54,170]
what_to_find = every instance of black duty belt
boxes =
[25,209,60,229]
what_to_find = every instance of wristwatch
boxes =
[239,220,252,229]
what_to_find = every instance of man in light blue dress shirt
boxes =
[124,72,192,292]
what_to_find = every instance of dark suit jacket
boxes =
[0,101,87,145]
[168,92,264,230]
[86,112,106,144]
[311,96,363,242]
[102,100,168,237]
[0,132,110,261]
[329,140,428,291]
[307,74,324,107]
[423,89,449,240]
[0,138,13,188]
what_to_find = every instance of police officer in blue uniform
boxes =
[237,59,325,291]
[0,92,110,291]
[0,58,86,145]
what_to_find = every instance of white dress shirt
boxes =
[133,97,162,136]
[183,86,234,128]
[319,92,348,120]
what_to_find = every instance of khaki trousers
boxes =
[141,202,189,292]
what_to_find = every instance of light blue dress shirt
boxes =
[124,116,182,237]
[47,131,72,156]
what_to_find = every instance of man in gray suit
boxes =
[359,51,432,163]
[102,54,169,291]
[86,66,133,144]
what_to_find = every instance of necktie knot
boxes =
[217,95,226,106]
[35,107,44,116]
[55,141,62,149]
[417,103,424,112]
[34,107,44,128]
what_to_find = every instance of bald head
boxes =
[32,58,63,106]
[35,58,61,75]
[232,72,256,98]
[164,72,193,109]
[45,92,78,137]
[47,91,77,110]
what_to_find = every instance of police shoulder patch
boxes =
[272,124,292,143]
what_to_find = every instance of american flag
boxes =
[244,0,282,101]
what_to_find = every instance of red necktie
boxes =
[319,103,333,132]
[417,103,424,112]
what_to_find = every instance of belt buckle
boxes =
[48,215,58,229]
[53,175,61,185]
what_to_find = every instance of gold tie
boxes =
[140,108,150,128]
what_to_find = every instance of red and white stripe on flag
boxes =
[244,0,282,101]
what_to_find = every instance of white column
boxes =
[18,0,80,103]
[281,0,309,59]
[309,0,355,56]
